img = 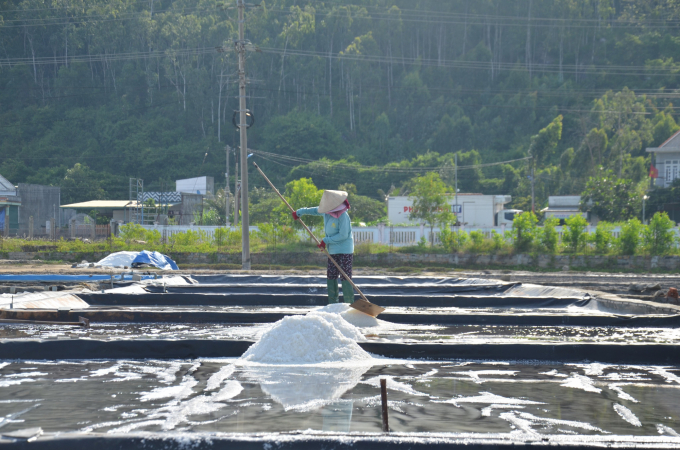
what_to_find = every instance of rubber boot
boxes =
[327,279,339,304]
[341,279,355,304]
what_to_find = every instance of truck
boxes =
[387,194,520,227]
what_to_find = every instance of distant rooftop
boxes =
[61,200,141,209]
[0,174,16,195]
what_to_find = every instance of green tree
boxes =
[539,216,560,253]
[408,172,453,246]
[564,214,589,253]
[580,170,643,222]
[644,212,676,255]
[651,112,680,147]
[281,178,324,228]
[592,221,614,254]
[529,115,563,167]
[337,183,386,223]
[260,111,342,165]
[512,211,538,252]
[61,163,106,204]
[617,218,645,255]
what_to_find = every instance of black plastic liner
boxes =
[79,292,590,308]
[189,275,505,286]
[3,308,680,327]
[144,282,519,295]
[2,338,679,364]
[1,434,655,450]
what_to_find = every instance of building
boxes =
[646,130,680,188]
[542,196,599,224]
[16,183,63,236]
[0,174,21,235]
[60,200,142,223]
[176,176,214,195]
[387,194,513,227]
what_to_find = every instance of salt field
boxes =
[2,359,680,437]
[1,273,680,448]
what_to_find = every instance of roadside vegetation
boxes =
[2,211,677,257]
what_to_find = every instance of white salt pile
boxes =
[240,314,371,364]
[312,303,382,328]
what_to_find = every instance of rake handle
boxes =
[252,162,370,303]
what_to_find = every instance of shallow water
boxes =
[1,359,679,439]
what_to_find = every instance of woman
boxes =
[292,190,354,304]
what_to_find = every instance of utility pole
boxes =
[237,0,251,269]
[225,145,231,225]
[454,153,458,224]
[531,165,535,214]
[235,148,240,225]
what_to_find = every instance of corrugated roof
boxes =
[61,200,141,209]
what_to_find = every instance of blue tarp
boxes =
[131,250,179,271]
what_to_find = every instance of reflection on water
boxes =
[239,364,370,412]
[0,359,680,442]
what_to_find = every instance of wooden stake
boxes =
[380,378,389,432]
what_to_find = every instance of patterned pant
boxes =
[327,254,353,281]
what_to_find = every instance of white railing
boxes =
[136,224,680,247]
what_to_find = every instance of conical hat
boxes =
[318,190,348,213]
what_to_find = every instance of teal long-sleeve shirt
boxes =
[296,206,354,255]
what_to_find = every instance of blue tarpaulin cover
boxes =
[95,251,179,270]
[131,250,179,271]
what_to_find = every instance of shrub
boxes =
[592,221,614,254]
[512,212,538,252]
[644,212,676,255]
[256,224,297,249]
[490,230,508,252]
[539,217,559,253]
[617,218,644,255]
[469,230,485,251]
[119,223,160,244]
[564,215,588,253]
[214,227,242,247]
[440,226,469,252]
[119,223,147,242]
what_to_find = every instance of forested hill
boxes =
[1,0,680,211]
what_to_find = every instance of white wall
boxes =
[387,195,510,227]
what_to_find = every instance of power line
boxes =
[250,149,531,172]
[1,43,676,79]
[258,47,680,77]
